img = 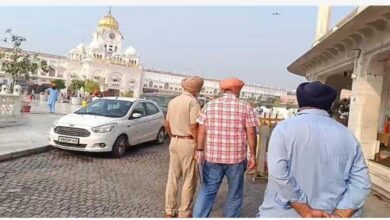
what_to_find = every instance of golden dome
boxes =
[98,8,119,30]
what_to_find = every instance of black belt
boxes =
[171,135,193,139]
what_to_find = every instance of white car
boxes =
[49,97,166,157]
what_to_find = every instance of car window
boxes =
[75,99,132,118]
[131,103,146,118]
[145,102,160,116]
[141,95,173,108]
[107,101,120,111]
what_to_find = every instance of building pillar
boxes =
[313,5,332,47]
[378,67,390,132]
[132,68,143,99]
[348,58,384,160]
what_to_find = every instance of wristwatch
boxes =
[196,149,204,151]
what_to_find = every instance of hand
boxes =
[248,155,256,170]
[194,150,205,165]
[303,209,330,218]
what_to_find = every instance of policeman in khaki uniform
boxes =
[164,76,204,218]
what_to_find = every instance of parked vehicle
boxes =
[140,93,177,116]
[49,97,166,157]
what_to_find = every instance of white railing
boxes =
[0,85,23,127]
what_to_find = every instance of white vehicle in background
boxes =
[49,97,166,157]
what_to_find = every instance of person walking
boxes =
[47,82,59,113]
[164,76,204,218]
[193,77,258,217]
[31,89,35,100]
[257,81,371,218]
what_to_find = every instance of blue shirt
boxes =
[258,109,371,217]
[47,88,59,105]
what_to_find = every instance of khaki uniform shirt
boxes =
[166,92,201,136]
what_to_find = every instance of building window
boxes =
[154,85,157,88]
[164,83,169,90]
[48,69,55,77]
[159,86,163,89]
[115,46,118,52]
[170,87,173,90]
[149,81,153,88]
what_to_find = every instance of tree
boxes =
[83,79,100,94]
[272,97,281,107]
[0,29,50,92]
[120,90,134,97]
[331,98,350,126]
[51,79,66,90]
[69,79,85,96]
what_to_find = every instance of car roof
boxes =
[141,93,177,97]
[100,97,138,102]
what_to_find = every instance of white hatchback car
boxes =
[49,97,166,157]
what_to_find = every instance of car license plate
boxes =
[58,136,79,144]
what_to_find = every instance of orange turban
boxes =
[181,76,204,93]
[220,78,245,93]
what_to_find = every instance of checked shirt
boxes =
[197,93,258,164]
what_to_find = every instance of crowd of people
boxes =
[163,77,371,218]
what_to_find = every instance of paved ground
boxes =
[0,100,78,159]
[0,142,389,218]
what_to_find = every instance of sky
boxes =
[0,6,355,90]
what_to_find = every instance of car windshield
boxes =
[142,95,173,108]
[75,99,133,118]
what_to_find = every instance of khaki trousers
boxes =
[165,137,197,217]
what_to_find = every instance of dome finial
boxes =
[98,6,119,30]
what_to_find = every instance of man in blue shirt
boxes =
[47,82,59,113]
[257,81,371,218]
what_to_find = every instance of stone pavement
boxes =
[0,100,79,161]
[0,142,389,217]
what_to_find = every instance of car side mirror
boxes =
[130,112,142,119]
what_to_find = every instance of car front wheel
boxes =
[111,135,128,157]
[155,128,165,145]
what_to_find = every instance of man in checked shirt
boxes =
[193,77,258,217]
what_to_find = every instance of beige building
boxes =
[288,6,390,198]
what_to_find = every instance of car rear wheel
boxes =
[111,135,128,157]
[155,128,165,145]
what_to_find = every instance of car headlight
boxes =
[51,120,59,128]
[91,123,117,133]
